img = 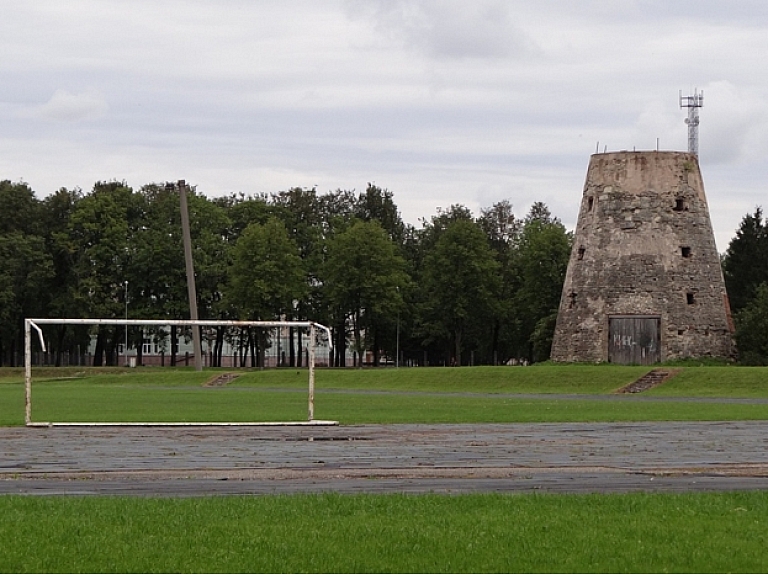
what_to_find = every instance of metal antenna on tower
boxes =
[680,89,703,155]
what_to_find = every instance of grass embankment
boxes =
[2,492,767,573]
[2,365,768,425]
[646,366,768,398]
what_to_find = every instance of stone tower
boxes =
[550,151,734,364]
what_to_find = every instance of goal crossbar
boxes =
[24,318,337,427]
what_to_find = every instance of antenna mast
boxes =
[680,89,703,156]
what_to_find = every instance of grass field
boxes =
[2,492,767,573]
[4,365,768,573]
[2,364,768,425]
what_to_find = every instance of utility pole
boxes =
[178,180,203,372]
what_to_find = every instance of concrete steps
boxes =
[617,369,679,394]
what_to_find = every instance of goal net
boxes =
[23,318,336,427]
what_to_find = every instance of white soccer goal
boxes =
[24,318,337,427]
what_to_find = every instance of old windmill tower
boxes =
[550,91,734,364]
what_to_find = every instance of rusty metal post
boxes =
[24,319,31,425]
[308,323,315,421]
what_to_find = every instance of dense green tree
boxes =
[129,184,185,321]
[324,220,409,366]
[228,217,306,367]
[418,204,474,251]
[478,199,521,251]
[318,189,358,236]
[723,208,768,314]
[40,188,88,365]
[270,188,329,366]
[216,193,276,240]
[186,190,231,321]
[125,183,231,364]
[0,183,91,366]
[478,200,523,364]
[351,184,411,365]
[0,233,54,365]
[125,183,190,364]
[408,206,476,365]
[513,204,572,362]
[418,218,501,366]
[734,283,768,365]
[229,217,306,320]
[355,183,406,245]
[270,188,324,263]
[0,180,42,236]
[65,181,141,365]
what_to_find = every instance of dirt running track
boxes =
[2,422,768,496]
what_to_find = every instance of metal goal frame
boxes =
[24,318,337,427]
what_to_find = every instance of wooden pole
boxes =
[178,180,203,372]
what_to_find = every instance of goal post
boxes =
[24,318,336,427]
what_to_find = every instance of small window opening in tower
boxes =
[587,197,594,212]
[686,292,695,305]
[568,292,577,309]
[674,198,687,212]
[681,246,692,258]
[577,247,585,260]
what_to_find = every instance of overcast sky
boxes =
[3,1,768,250]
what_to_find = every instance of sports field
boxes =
[3,364,768,572]
[3,364,768,425]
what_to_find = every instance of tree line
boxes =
[722,207,768,365]
[0,179,572,368]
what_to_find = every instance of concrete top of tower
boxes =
[590,150,698,160]
[584,150,704,200]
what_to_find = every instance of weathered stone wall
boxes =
[550,151,734,363]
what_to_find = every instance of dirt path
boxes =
[2,422,768,495]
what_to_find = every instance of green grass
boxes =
[648,366,768,397]
[4,368,768,572]
[3,365,768,425]
[0,366,212,386]
[9,384,768,425]
[317,393,768,424]
[311,365,650,394]
[2,492,767,573]
[0,364,652,393]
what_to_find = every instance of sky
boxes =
[2,1,768,251]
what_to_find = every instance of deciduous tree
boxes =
[324,220,409,366]
[0,234,54,365]
[66,181,139,365]
[229,217,306,320]
[418,218,500,366]
[513,204,572,362]
[228,217,306,366]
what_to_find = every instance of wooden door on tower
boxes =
[608,315,661,365]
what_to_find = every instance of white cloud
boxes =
[345,0,538,60]
[1,0,768,249]
[633,98,684,153]
[31,90,108,122]
[699,80,768,165]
